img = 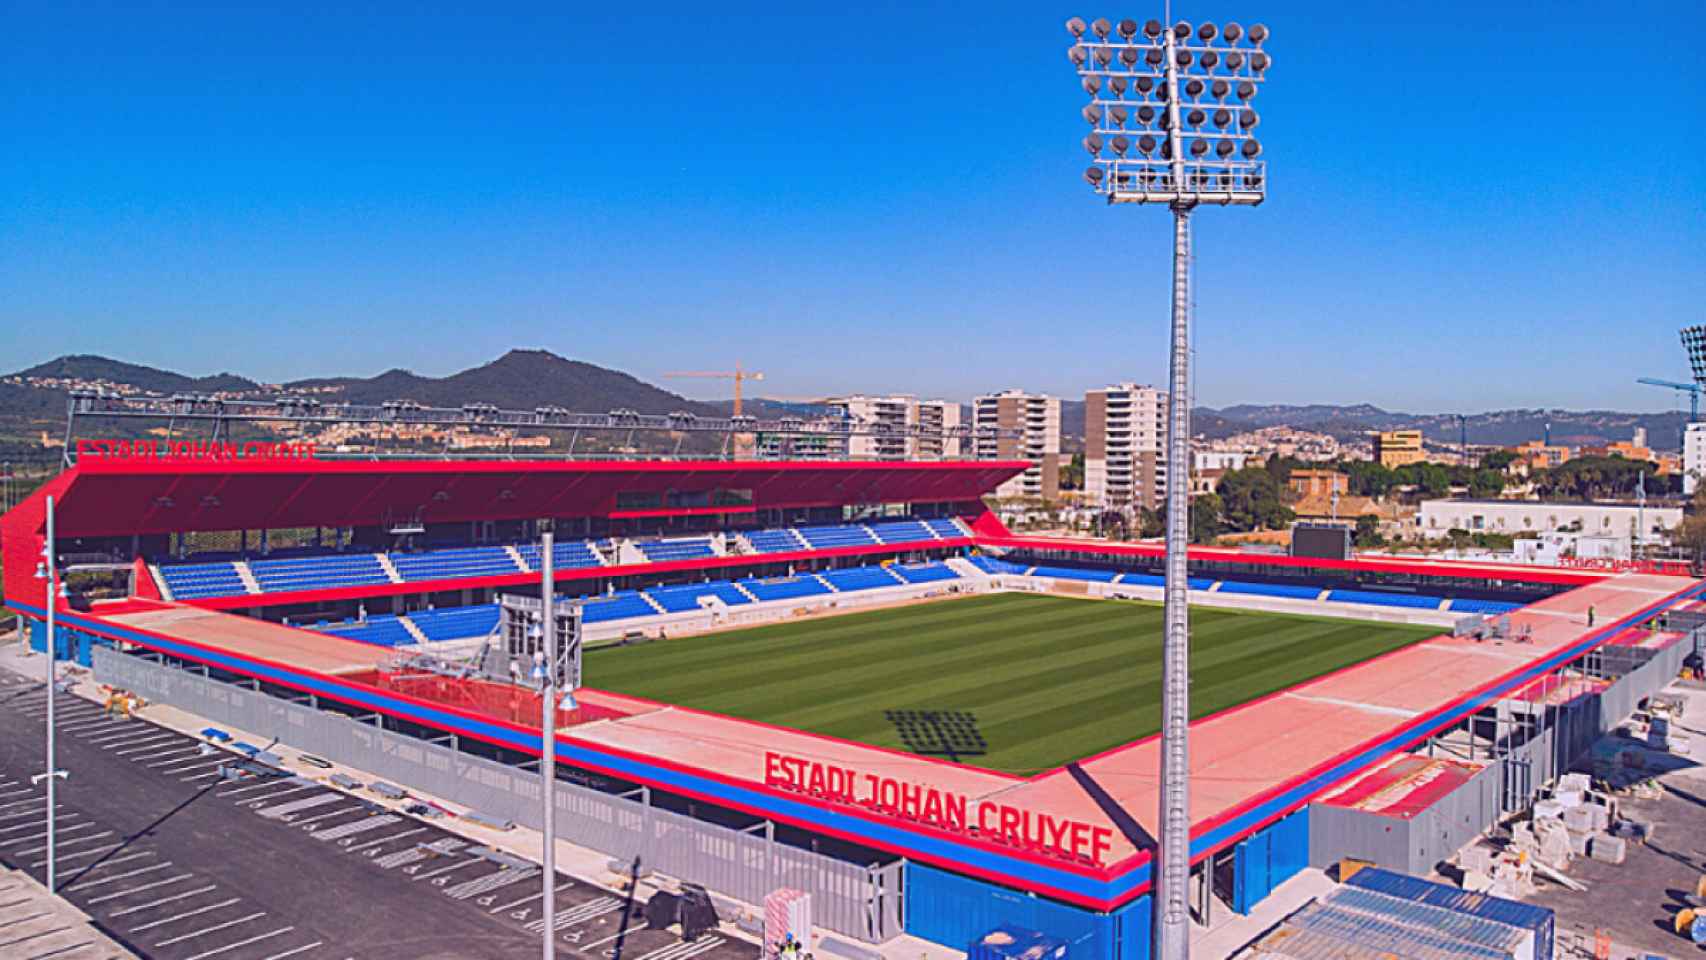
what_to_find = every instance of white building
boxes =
[914,400,962,460]
[1684,422,1706,496]
[1192,449,1249,472]
[1085,383,1168,510]
[1418,498,1681,546]
[797,395,965,461]
[974,390,1061,499]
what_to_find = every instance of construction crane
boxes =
[1637,377,1701,423]
[664,363,766,417]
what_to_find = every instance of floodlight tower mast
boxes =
[1064,15,1269,960]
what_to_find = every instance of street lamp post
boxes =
[1064,15,1270,960]
[539,531,557,960]
[32,495,69,892]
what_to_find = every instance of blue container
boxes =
[1345,867,1554,960]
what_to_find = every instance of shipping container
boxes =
[1344,867,1554,960]
[967,925,1069,960]
[1323,886,1534,960]
[1288,902,1515,960]
[1249,924,1406,960]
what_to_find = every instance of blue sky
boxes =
[3,1,1703,412]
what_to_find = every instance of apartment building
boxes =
[1372,429,1426,468]
[914,399,963,460]
[1085,383,1169,510]
[974,390,1061,500]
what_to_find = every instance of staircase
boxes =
[814,573,839,593]
[234,561,262,595]
[150,564,174,601]
[376,553,404,584]
[639,591,666,614]
[399,614,429,645]
[503,544,528,572]
[731,581,759,603]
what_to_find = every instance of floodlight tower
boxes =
[1064,14,1269,960]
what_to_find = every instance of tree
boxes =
[1353,514,1384,548]
[1480,449,1517,472]
[1060,452,1085,491]
[1138,508,1164,538]
[1467,469,1506,499]
[1189,493,1223,544]
[1215,465,1294,532]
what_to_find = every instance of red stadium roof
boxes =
[6,457,1028,539]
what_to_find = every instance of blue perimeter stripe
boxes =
[6,599,1120,905]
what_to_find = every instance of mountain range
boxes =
[0,351,1687,454]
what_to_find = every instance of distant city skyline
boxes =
[3,2,1702,413]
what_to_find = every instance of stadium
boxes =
[3,422,1700,960]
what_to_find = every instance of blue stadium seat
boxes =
[924,517,969,539]
[643,581,751,613]
[635,538,716,562]
[745,529,807,553]
[819,565,903,592]
[796,524,878,550]
[514,540,603,572]
[890,562,959,585]
[389,546,521,582]
[249,553,391,593]
[320,614,415,647]
[1030,565,1119,583]
[1115,572,1166,587]
[157,561,248,600]
[406,604,502,642]
[1327,589,1444,610]
[579,591,657,623]
[738,575,832,601]
[1447,598,1523,614]
[866,520,934,545]
[968,556,1028,575]
[1217,580,1324,601]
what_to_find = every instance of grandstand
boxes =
[2,450,1673,960]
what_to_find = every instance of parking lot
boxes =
[0,666,751,960]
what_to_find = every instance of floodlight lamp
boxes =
[1143,19,1162,38]
[1211,79,1229,98]
[1083,76,1101,95]
[1158,110,1172,129]
[1082,103,1103,125]
[1236,81,1255,100]
[1198,50,1219,69]
[1249,23,1268,46]
[1138,134,1157,155]
[1174,49,1192,67]
[1222,22,1243,42]
[1065,16,1087,37]
[1241,108,1259,129]
[1198,23,1217,42]
[1241,138,1262,158]
[1187,108,1205,126]
[1068,45,1088,66]
[1159,140,1173,159]
[1135,76,1155,93]
[1184,78,1204,98]
[1110,104,1129,124]
[1111,135,1130,156]
[1188,138,1208,157]
[1225,51,1244,69]
[1084,165,1105,185]
[1095,48,1113,66]
[1213,108,1231,128]
[1145,47,1163,66]
[1118,18,1138,38]
[1110,76,1128,95]
[1215,139,1234,157]
[1091,17,1111,38]
[1137,104,1156,124]
[1119,47,1139,67]
[1173,21,1191,39]
[1251,52,1270,74]
[1083,133,1104,155]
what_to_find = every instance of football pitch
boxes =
[586,592,1439,776]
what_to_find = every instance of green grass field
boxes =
[586,593,1438,776]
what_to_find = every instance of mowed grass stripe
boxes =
[586,593,1437,775]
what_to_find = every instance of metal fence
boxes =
[93,647,904,942]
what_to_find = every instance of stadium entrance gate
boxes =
[92,648,906,943]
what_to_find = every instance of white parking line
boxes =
[68,860,172,892]
[260,941,325,960]
[288,806,361,827]
[149,751,216,768]
[115,738,193,757]
[85,729,160,745]
[0,812,75,833]
[155,910,267,947]
[128,897,242,932]
[106,883,218,916]
[59,849,156,881]
[103,733,180,751]
[60,718,124,732]
[341,827,425,854]
[181,769,225,782]
[183,925,295,960]
[0,797,51,814]
[131,745,205,762]
[581,924,648,951]
[0,789,36,801]
[217,781,312,800]
[0,820,96,847]
[32,841,125,867]
[17,829,113,856]
[160,758,228,775]
[86,872,196,905]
